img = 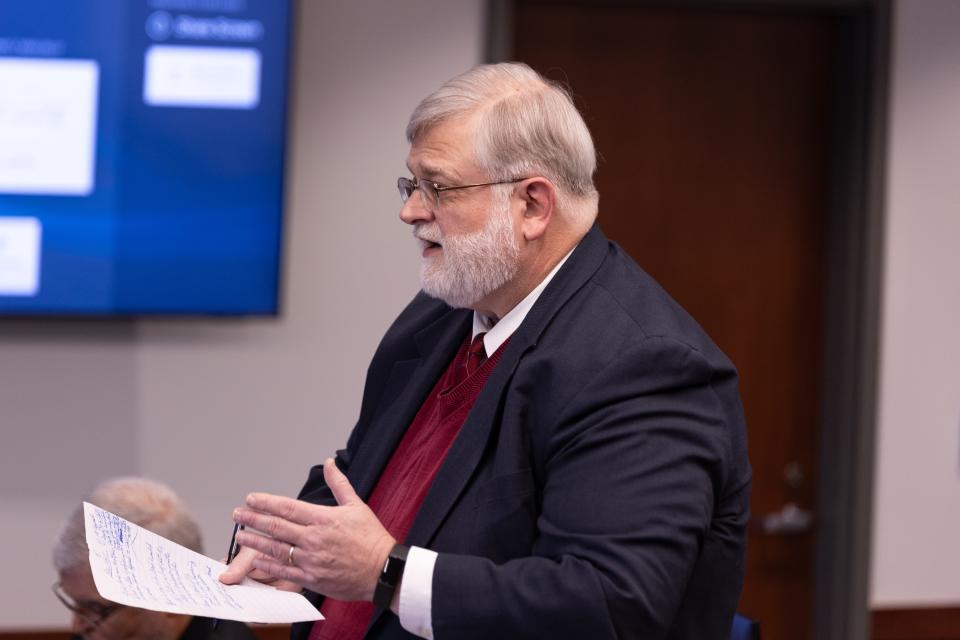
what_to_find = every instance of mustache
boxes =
[413,224,442,245]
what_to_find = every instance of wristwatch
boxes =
[373,544,409,609]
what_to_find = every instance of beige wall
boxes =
[0,0,484,628]
[869,0,960,607]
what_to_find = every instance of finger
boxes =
[233,507,306,547]
[252,555,309,588]
[219,546,259,585]
[272,579,303,593]
[245,492,319,525]
[236,529,297,565]
[323,457,360,506]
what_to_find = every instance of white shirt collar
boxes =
[471,247,576,357]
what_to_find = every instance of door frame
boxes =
[484,2,891,639]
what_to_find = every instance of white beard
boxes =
[413,199,521,309]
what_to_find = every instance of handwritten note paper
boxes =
[83,502,323,623]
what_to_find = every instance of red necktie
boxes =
[465,332,487,376]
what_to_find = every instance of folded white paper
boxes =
[83,502,323,623]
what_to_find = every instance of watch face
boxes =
[374,546,408,609]
[383,552,406,584]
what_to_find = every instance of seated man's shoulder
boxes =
[175,617,259,640]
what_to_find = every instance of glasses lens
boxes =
[397,177,415,203]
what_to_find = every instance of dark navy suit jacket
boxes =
[293,225,751,640]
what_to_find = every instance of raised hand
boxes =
[218,458,396,602]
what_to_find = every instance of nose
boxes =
[399,191,434,226]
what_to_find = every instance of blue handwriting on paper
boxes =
[89,506,243,612]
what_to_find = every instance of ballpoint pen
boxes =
[212,522,245,631]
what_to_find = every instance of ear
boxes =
[517,177,556,242]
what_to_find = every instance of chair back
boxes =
[730,613,760,640]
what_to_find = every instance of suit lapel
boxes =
[366,226,611,634]
[404,224,611,548]
[349,307,472,501]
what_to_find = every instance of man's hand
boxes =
[217,458,396,603]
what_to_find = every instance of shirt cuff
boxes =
[397,545,437,639]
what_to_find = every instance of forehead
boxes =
[406,116,481,182]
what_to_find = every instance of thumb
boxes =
[324,457,359,506]
[219,545,258,585]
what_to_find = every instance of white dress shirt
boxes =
[398,249,574,639]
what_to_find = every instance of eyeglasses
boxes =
[397,175,529,211]
[52,581,122,629]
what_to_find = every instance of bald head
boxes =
[54,476,203,572]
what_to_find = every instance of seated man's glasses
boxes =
[52,581,122,629]
[397,176,529,211]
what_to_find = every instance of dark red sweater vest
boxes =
[309,333,507,640]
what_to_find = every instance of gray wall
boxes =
[869,0,960,607]
[0,0,484,628]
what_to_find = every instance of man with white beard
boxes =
[222,62,751,640]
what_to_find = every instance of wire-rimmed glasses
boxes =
[52,581,122,630]
[397,175,530,211]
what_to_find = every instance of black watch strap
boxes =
[373,544,410,609]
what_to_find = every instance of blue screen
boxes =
[0,0,292,315]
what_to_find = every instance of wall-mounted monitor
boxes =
[0,0,293,316]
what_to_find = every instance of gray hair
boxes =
[53,477,203,571]
[406,62,599,231]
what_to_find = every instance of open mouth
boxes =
[417,237,442,252]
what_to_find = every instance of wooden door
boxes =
[512,5,833,639]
